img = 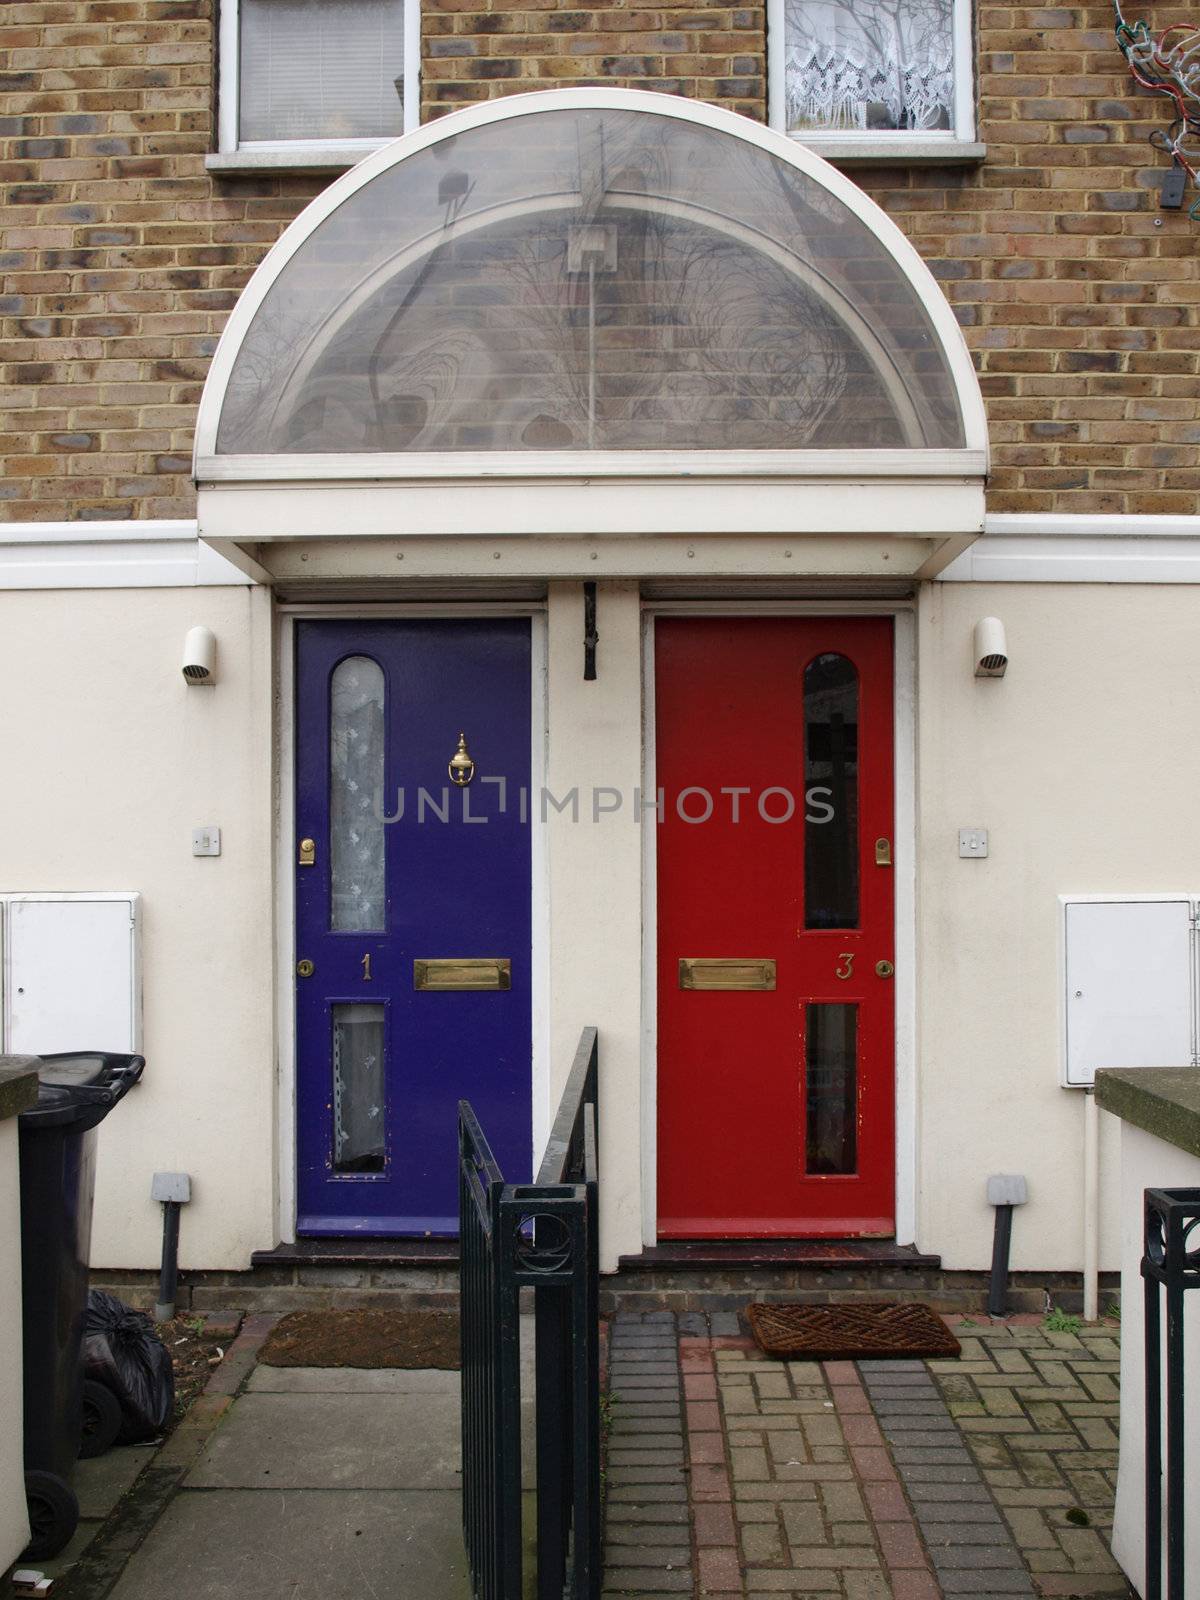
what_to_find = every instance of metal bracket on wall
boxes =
[584,581,598,680]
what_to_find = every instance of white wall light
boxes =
[973,617,1008,679]
[181,625,217,685]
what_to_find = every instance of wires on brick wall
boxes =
[1113,0,1200,217]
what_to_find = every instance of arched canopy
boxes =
[195,89,987,476]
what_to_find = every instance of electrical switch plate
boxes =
[959,827,989,858]
[192,826,221,857]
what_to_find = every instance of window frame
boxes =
[767,0,978,158]
[215,0,421,166]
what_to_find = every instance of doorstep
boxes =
[618,1240,942,1271]
[249,1237,460,1270]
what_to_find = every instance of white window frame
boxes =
[767,0,980,162]
[213,0,421,171]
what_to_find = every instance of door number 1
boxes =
[361,953,373,982]
[835,953,854,981]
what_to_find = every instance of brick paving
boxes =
[602,1312,1132,1600]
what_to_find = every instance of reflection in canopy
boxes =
[216,106,965,455]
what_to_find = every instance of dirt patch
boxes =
[161,1316,235,1427]
[259,1309,460,1369]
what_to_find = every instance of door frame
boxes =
[640,600,918,1248]
[274,603,550,1245]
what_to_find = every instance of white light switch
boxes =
[959,828,988,858]
[192,826,221,857]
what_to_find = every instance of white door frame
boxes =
[273,602,550,1245]
[639,600,919,1248]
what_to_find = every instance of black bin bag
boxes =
[84,1290,175,1442]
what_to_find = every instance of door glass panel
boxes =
[332,1003,386,1173]
[804,652,859,929]
[330,655,385,932]
[805,1002,857,1175]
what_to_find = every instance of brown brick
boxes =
[0,0,1191,518]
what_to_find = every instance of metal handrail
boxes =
[460,1026,601,1600]
[536,1024,599,1185]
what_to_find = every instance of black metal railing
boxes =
[1141,1186,1200,1600]
[459,1025,601,1600]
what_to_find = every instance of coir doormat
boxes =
[746,1302,960,1361]
[259,1309,460,1370]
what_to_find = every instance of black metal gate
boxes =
[1141,1185,1200,1600]
[459,1025,602,1600]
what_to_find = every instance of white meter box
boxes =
[1062,896,1196,1087]
[1,893,142,1055]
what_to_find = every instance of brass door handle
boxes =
[875,960,895,979]
[298,837,316,867]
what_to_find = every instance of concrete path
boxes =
[604,1311,1133,1600]
[40,1312,541,1600]
[106,1364,471,1600]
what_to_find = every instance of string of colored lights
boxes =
[1112,0,1200,217]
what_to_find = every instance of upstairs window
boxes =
[769,0,975,152]
[217,0,419,163]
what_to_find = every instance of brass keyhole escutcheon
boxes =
[875,959,895,979]
[835,953,855,981]
[296,959,315,978]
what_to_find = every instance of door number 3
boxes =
[835,953,854,981]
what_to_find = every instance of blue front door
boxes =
[295,619,533,1235]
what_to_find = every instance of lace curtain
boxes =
[784,0,955,133]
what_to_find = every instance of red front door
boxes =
[656,617,895,1238]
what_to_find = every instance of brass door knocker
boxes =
[449,732,475,786]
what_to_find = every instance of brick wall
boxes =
[852,4,1200,515]
[422,2,764,122]
[0,0,1195,521]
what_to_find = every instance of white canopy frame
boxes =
[195,86,985,467]
[194,89,987,575]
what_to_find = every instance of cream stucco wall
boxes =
[917,583,1200,1272]
[0,585,275,1270]
[0,1116,30,1566]
[545,582,646,1271]
[3,574,1197,1279]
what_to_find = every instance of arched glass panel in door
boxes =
[804,652,859,931]
[330,655,386,933]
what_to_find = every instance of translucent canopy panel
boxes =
[215,104,966,454]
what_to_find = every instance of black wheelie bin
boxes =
[17,1050,145,1560]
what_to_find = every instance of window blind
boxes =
[239,0,407,144]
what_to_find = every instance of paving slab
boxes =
[38,1517,104,1579]
[105,1488,470,1600]
[184,1391,462,1489]
[74,1443,159,1518]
